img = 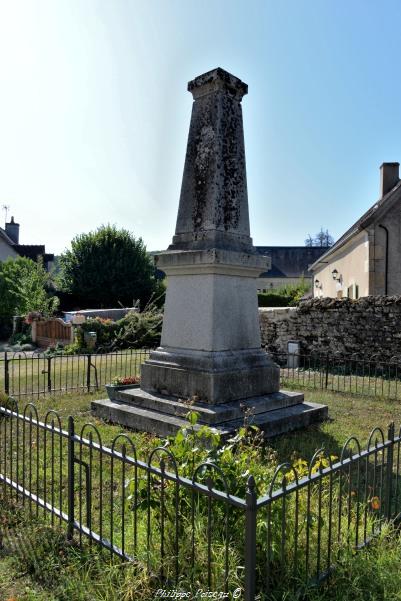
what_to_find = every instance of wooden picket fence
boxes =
[32,318,73,348]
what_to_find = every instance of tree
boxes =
[305,228,334,247]
[0,257,59,337]
[58,225,160,309]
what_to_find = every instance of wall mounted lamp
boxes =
[332,269,341,281]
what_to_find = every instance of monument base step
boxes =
[91,389,328,439]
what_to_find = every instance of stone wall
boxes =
[259,296,401,360]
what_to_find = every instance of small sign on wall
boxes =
[287,340,300,368]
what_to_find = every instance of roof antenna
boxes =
[1,204,10,224]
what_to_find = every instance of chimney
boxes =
[380,162,399,197]
[5,216,20,244]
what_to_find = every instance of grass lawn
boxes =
[0,350,150,399]
[1,387,401,600]
[3,384,400,457]
[272,385,401,462]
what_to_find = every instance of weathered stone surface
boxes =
[117,388,305,423]
[91,397,328,439]
[259,296,401,360]
[145,67,275,405]
[171,68,252,253]
[92,68,327,438]
[141,348,280,402]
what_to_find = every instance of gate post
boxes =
[47,357,52,393]
[386,422,395,520]
[67,415,75,541]
[244,475,257,601]
[86,354,92,392]
[4,352,9,395]
[325,354,329,390]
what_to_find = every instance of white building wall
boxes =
[0,238,18,261]
[312,230,369,298]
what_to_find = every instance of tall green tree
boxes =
[58,225,159,308]
[0,256,59,337]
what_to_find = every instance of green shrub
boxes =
[258,278,311,307]
[58,224,160,309]
[76,317,120,348]
[9,329,33,346]
[111,307,162,349]
[258,292,293,307]
[0,256,59,319]
[73,305,163,352]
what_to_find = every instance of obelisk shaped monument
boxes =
[92,68,327,436]
[141,68,279,402]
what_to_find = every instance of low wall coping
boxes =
[259,307,297,313]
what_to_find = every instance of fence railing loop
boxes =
[1,398,401,599]
[44,409,62,430]
[308,447,326,476]
[367,427,385,451]
[340,436,362,462]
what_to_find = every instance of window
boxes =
[347,285,353,299]
[355,285,359,299]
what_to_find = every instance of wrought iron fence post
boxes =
[386,421,395,520]
[67,415,75,541]
[244,475,257,601]
[325,354,329,390]
[47,356,52,392]
[4,352,9,395]
[86,354,91,392]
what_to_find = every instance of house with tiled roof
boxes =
[310,162,401,298]
[0,217,54,269]
[255,246,326,291]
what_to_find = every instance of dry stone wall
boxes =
[259,296,401,360]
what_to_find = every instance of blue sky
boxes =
[1,0,401,254]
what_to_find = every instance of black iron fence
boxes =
[0,349,151,398]
[3,349,401,402]
[273,350,401,400]
[1,399,401,599]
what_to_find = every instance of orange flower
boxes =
[371,496,381,510]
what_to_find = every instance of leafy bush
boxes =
[73,304,163,352]
[9,329,33,346]
[0,256,59,338]
[258,279,311,307]
[258,292,293,307]
[58,224,161,309]
[111,306,162,349]
[76,317,120,349]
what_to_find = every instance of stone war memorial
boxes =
[92,68,328,436]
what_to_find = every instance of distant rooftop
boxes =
[255,246,328,278]
[0,217,53,266]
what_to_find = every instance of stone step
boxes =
[117,388,304,425]
[91,397,328,439]
[92,398,208,438]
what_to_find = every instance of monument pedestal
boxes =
[140,347,279,402]
[92,68,328,438]
[91,389,328,439]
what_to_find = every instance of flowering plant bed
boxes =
[105,375,140,402]
[111,376,140,386]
